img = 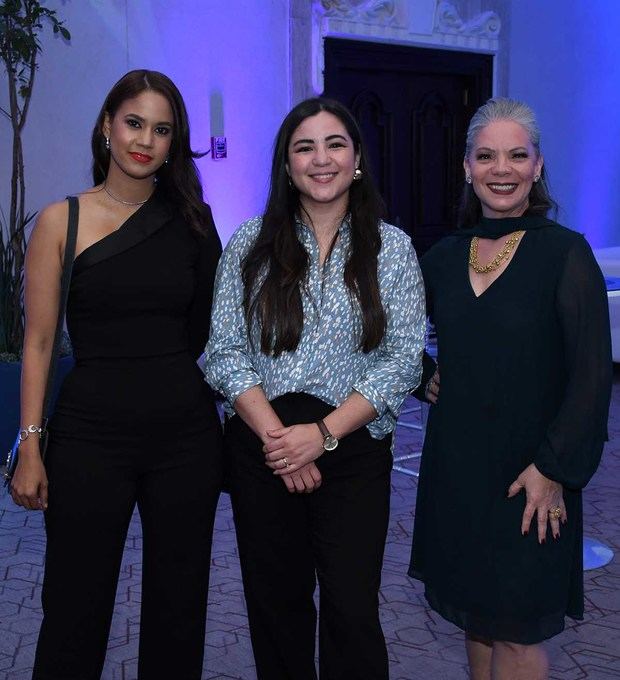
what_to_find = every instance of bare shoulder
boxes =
[32,200,69,241]
[27,199,74,264]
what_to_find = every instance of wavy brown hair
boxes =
[91,69,210,234]
[242,97,387,357]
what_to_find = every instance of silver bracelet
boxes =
[18,425,43,442]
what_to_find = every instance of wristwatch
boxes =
[316,419,338,451]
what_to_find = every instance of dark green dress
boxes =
[409,216,612,644]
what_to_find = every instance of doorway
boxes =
[323,38,493,253]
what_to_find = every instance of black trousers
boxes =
[32,423,223,680]
[227,393,392,680]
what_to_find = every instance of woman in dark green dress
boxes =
[409,98,612,680]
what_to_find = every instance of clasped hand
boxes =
[263,424,325,494]
[263,423,325,474]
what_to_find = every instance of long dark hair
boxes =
[457,97,558,228]
[91,69,210,234]
[242,97,386,357]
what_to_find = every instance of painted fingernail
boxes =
[522,530,528,537]
[541,538,546,544]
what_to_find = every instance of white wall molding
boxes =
[293,0,502,100]
[435,2,500,37]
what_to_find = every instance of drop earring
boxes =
[105,137,110,150]
[466,175,472,184]
[533,175,540,183]
[353,168,362,181]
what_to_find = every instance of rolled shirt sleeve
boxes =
[203,220,263,403]
[353,237,426,433]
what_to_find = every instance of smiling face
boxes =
[464,119,543,219]
[103,90,173,181]
[286,110,360,217]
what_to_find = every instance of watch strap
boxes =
[316,419,331,439]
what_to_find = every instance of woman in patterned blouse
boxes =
[205,97,425,680]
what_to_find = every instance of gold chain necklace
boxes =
[469,230,525,274]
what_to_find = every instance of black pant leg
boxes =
[313,430,392,680]
[32,434,136,680]
[227,415,318,680]
[136,427,223,680]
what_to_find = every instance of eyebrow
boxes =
[124,113,173,126]
[292,133,348,146]
[475,146,528,152]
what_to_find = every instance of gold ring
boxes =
[548,506,562,520]
[282,457,289,468]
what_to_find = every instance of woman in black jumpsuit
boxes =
[10,70,223,680]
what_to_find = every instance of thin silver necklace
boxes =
[103,183,153,206]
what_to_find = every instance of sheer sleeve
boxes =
[412,350,438,402]
[187,205,223,361]
[533,236,612,489]
[412,249,438,402]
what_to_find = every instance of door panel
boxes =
[323,39,492,253]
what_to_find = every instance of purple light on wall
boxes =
[121,1,290,245]
[510,1,620,248]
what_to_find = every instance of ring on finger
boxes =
[548,506,562,520]
[281,457,290,469]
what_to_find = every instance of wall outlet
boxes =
[211,136,227,160]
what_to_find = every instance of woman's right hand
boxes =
[10,443,48,511]
[425,369,440,404]
[507,463,566,542]
[281,461,322,494]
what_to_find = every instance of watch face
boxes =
[323,435,338,451]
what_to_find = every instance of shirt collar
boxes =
[294,214,352,240]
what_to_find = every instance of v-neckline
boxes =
[466,231,527,299]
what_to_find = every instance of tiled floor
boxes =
[0,375,619,679]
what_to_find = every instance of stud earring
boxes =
[353,168,363,181]
[105,137,110,150]
[164,157,169,165]
[466,175,472,184]
[533,175,540,183]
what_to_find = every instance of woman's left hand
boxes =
[507,463,566,543]
[263,424,325,475]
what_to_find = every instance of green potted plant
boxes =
[1,0,70,449]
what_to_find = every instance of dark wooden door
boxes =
[323,39,492,253]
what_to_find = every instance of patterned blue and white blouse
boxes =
[204,216,426,439]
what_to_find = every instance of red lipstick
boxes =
[129,152,153,164]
